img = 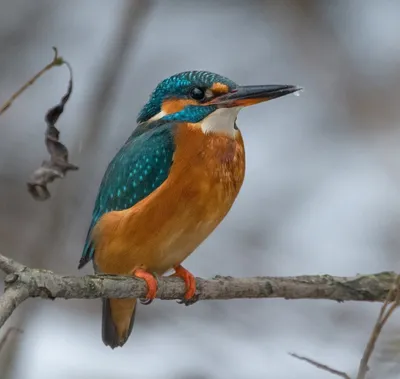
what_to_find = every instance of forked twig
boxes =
[356,275,400,379]
[0,47,65,115]
[290,274,400,379]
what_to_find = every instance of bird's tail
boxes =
[102,298,137,348]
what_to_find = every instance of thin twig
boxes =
[0,47,65,115]
[356,275,400,379]
[289,353,351,379]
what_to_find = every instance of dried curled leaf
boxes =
[27,62,78,200]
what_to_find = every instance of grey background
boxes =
[1,1,400,378]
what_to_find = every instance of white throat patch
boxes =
[200,107,242,137]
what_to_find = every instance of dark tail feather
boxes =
[79,216,100,269]
[102,298,137,349]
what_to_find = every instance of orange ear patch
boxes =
[211,82,229,95]
[162,98,197,114]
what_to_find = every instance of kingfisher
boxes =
[78,71,300,349]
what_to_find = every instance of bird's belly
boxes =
[94,179,242,276]
[149,216,218,274]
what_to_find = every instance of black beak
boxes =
[208,84,302,107]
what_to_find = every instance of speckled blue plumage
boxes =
[137,71,237,123]
[79,121,177,268]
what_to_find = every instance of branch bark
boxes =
[0,286,29,328]
[0,252,398,329]
[0,254,25,274]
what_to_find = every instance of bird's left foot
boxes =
[171,265,197,303]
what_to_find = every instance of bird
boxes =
[78,70,301,349]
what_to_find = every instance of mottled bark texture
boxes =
[0,253,397,328]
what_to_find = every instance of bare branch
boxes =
[0,252,398,335]
[289,353,351,379]
[0,255,398,379]
[0,268,398,302]
[0,251,397,330]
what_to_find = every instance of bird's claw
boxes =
[140,298,154,305]
[176,293,199,306]
[172,265,197,300]
[132,269,158,305]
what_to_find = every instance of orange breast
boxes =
[94,124,245,275]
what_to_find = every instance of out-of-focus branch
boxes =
[80,0,154,148]
[0,327,23,355]
[0,252,398,330]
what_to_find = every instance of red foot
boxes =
[132,268,157,300]
[172,265,196,300]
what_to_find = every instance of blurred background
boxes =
[1,0,400,378]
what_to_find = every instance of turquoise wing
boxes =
[78,121,176,269]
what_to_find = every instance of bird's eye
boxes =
[189,87,205,101]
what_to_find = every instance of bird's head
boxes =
[137,71,301,136]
